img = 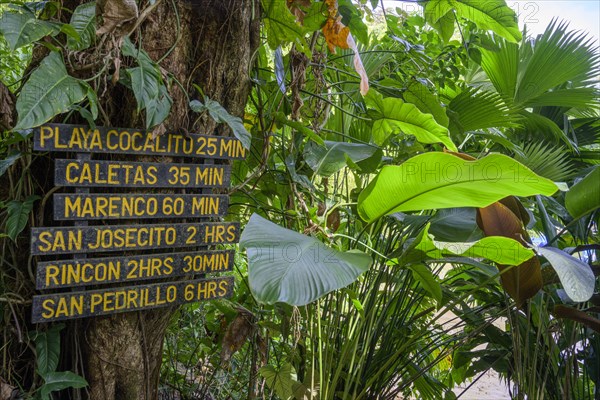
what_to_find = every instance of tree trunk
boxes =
[65,1,259,399]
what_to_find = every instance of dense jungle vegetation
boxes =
[0,0,599,399]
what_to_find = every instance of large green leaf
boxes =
[365,90,456,150]
[0,6,59,50]
[403,80,449,128]
[39,371,88,399]
[240,214,372,306]
[304,140,377,176]
[536,246,595,302]
[34,324,63,377]
[565,167,600,219]
[14,52,90,130]
[357,152,558,222]
[67,2,96,50]
[261,0,305,49]
[259,363,297,400]
[400,224,535,266]
[190,98,251,149]
[5,195,40,241]
[424,0,521,43]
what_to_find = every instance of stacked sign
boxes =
[30,123,244,323]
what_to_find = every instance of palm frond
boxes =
[448,88,520,132]
[514,142,575,182]
[570,117,600,147]
[515,19,600,105]
[479,39,519,102]
[524,88,600,109]
[515,111,576,148]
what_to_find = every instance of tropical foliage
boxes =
[0,0,598,399]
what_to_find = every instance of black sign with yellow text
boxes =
[55,159,231,188]
[31,222,240,255]
[34,123,246,159]
[31,123,243,323]
[54,193,229,220]
[32,276,235,323]
[36,249,235,289]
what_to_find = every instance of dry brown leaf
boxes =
[477,202,542,304]
[96,0,138,36]
[220,309,256,364]
[287,0,312,24]
[0,377,16,400]
[347,33,369,95]
[150,123,167,140]
[327,209,340,232]
[554,305,600,333]
[322,17,350,53]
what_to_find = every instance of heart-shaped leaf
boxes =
[15,52,90,130]
[67,2,96,50]
[240,214,372,306]
[6,195,40,241]
[365,90,456,150]
[304,140,377,176]
[0,5,60,50]
[40,371,88,399]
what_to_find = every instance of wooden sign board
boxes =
[54,193,229,220]
[55,159,231,188]
[34,123,246,159]
[36,250,235,289]
[31,276,234,323]
[31,222,240,255]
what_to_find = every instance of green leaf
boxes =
[514,142,575,182]
[403,80,449,128]
[273,113,324,145]
[429,10,455,43]
[0,151,21,177]
[5,195,40,241]
[261,0,305,49]
[122,38,172,130]
[14,52,89,130]
[304,140,377,176]
[425,0,521,43]
[536,246,594,302]
[565,167,600,219]
[357,152,558,222]
[190,98,251,149]
[400,224,535,266]
[448,88,520,132]
[259,363,296,400]
[34,323,64,376]
[0,6,59,50]
[514,20,598,105]
[365,90,456,150]
[429,207,482,242]
[145,84,172,129]
[67,2,96,50]
[39,371,88,399]
[241,214,372,306]
[409,263,442,303]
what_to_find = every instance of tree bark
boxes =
[64,1,260,399]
